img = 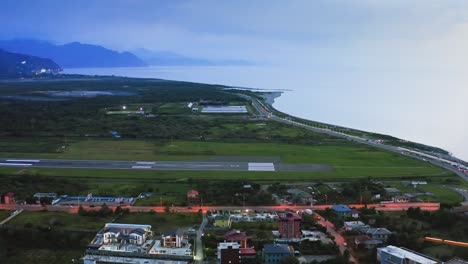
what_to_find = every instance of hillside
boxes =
[0,39,147,68]
[0,49,62,78]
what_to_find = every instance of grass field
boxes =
[0,209,12,221]
[8,211,113,231]
[0,138,447,177]
[418,184,464,204]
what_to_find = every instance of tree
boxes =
[281,256,299,264]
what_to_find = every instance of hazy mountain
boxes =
[133,48,252,66]
[0,39,147,68]
[0,49,62,78]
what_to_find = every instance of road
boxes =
[0,202,440,214]
[0,158,332,173]
[194,215,208,262]
[240,94,468,182]
[316,214,357,263]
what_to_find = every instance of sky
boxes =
[1,0,468,158]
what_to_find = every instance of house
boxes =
[354,235,382,249]
[332,204,352,218]
[239,248,257,263]
[446,258,468,264]
[187,190,199,205]
[278,212,302,239]
[214,215,232,229]
[377,245,440,264]
[224,229,250,248]
[101,223,152,246]
[162,229,189,248]
[351,209,360,219]
[343,221,367,232]
[218,242,240,264]
[363,228,392,242]
[384,187,402,196]
[263,244,293,264]
[286,189,314,204]
[2,192,15,204]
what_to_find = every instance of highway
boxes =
[240,94,468,182]
[0,158,332,172]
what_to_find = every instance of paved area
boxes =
[0,158,332,172]
[0,209,23,226]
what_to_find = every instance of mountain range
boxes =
[133,48,252,66]
[0,39,147,68]
[0,49,62,78]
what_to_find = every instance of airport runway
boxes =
[0,158,333,172]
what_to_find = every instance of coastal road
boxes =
[0,158,332,172]
[239,94,468,182]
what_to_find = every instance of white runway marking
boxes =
[0,163,33,166]
[131,165,152,169]
[6,159,40,163]
[248,163,275,171]
[136,161,156,165]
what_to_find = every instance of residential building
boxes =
[187,190,199,205]
[446,258,468,264]
[286,189,315,204]
[377,245,440,264]
[224,229,250,248]
[354,235,382,249]
[332,204,352,218]
[239,248,256,264]
[262,244,293,264]
[214,215,232,228]
[2,192,15,204]
[100,223,152,247]
[363,228,392,242]
[343,221,367,232]
[162,229,189,248]
[218,242,240,264]
[278,212,302,239]
[351,209,360,219]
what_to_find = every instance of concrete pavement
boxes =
[0,158,332,173]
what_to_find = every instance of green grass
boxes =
[2,249,84,264]
[115,212,202,233]
[418,184,464,204]
[8,211,113,231]
[0,209,12,220]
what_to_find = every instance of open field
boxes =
[0,209,12,221]
[8,211,113,231]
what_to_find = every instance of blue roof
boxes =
[263,244,291,254]
[332,204,351,212]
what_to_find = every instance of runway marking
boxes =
[136,161,156,165]
[131,165,152,169]
[248,163,275,171]
[6,159,40,163]
[0,163,33,166]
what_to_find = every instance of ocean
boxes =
[64,66,468,160]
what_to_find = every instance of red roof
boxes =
[225,232,250,241]
[4,192,14,197]
[187,190,199,196]
[239,248,256,255]
[279,212,302,221]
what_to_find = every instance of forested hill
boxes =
[0,39,147,68]
[0,49,62,78]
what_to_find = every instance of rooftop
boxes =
[378,246,439,264]
[279,212,302,221]
[332,204,351,212]
[263,244,292,255]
